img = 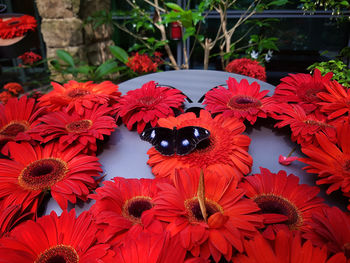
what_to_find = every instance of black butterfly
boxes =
[140,126,210,156]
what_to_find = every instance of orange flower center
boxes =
[122,196,153,224]
[66,120,92,133]
[138,95,163,106]
[67,89,90,98]
[298,85,322,103]
[35,244,79,263]
[254,194,303,229]
[185,197,223,223]
[0,121,30,138]
[227,95,261,111]
[304,119,332,128]
[18,158,68,191]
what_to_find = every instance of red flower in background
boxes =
[38,80,121,115]
[204,77,276,124]
[273,69,333,114]
[126,52,159,74]
[233,230,348,263]
[154,168,262,262]
[0,91,15,104]
[3,82,24,96]
[146,110,252,182]
[299,124,350,209]
[115,81,186,133]
[273,104,337,147]
[239,167,326,239]
[0,141,102,211]
[30,104,117,155]
[90,177,164,248]
[0,15,37,39]
[0,210,112,263]
[18,51,42,65]
[225,58,266,81]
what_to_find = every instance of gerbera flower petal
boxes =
[204,77,276,125]
[0,209,111,263]
[239,167,326,239]
[29,104,117,155]
[273,69,333,114]
[0,141,102,212]
[115,81,186,133]
[89,177,164,248]
[0,96,45,150]
[147,110,252,182]
[38,80,121,114]
[154,168,263,261]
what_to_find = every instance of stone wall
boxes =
[35,0,113,80]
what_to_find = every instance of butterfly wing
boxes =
[140,127,176,156]
[175,126,210,155]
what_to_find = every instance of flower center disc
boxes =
[138,96,162,106]
[35,244,79,263]
[185,197,223,222]
[0,121,29,138]
[19,158,68,191]
[254,194,302,229]
[67,89,90,98]
[123,196,153,224]
[66,120,92,133]
[227,95,261,110]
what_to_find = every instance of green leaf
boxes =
[109,46,129,64]
[267,0,288,6]
[95,60,119,79]
[182,27,195,41]
[77,65,92,75]
[340,1,349,6]
[165,3,184,12]
[56,50,75,67]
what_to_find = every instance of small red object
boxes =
[170,22,182,40]
[278,155,298,166]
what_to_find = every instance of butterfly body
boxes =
[140,126,210,156]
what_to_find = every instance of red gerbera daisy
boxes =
[18,51,42,65]
[30,104,117,155]
[89,177,164,248]
[225,58,266,81]
[299,124,350,210]
[113,232,187,263]
[273,104,337,147]
[38,80,121,115]
[239,167,326,239]
[0,141,102,211]
[273,69,333,114]
[0,15,37,39]
[317,80,350,121]
[0,96,45,150]
[146,110,252,182]
[303,206,350,258]
[0,91,15,104]
[203,77,276,124]
[233,230,348,263]
[154,168,263,262]
[115,81,186,133]
[0,210,112,263]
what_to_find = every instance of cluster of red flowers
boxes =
[0,82,24,104]
[126,52,162,74]
[18,51,42,65]
[0,72,350,262]
[226,58,267,81]
[0,15,37,39]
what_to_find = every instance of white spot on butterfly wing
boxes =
[205,130,209,134]
[160,140,169,147]
[193,128,199,137]
[182,139,190,146]
[150,130,156,139]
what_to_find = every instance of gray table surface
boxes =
[45,69,347,215]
